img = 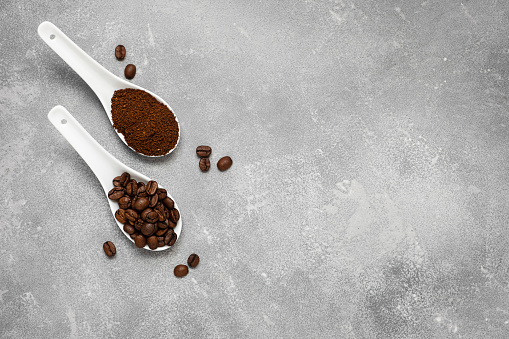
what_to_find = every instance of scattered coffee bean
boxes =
[199,158,210,172]
[115,45,126,60]
[103,241,116,257]
[217,156,233,171]
[124,64,136,79]
[174,264,188,277]
[187,253,200,268]
[108,187,124,200]
[196,145,212,158]
[109,173,180,250]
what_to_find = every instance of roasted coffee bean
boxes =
[124,64,136,79]
[133,197,149,211]
[165,230,177,246]
[137,185,147,197]
[134,219,144,231]
[157,219,168,229]
[118,196,131,209]
[156,209,165,222]
[157,188,167,200]
[217,156,233,171]
[147,211,158,223]
[115,209,127,223]
[196,145,212,158]
[103,241,116,257]
[123,224,135,235]
[168,220,176,229]
[169,208,180,224]
[130,232,137,239]
[149,194,158,208]
[115,45,126,60]
[113,176,122,187]
[120,172,130,186]
[155,228,168,236]
[126,180,137,196]
[125,209,138,223]
[108,187,124,200]
[162,197,174,210]
[147,236,158,250]
[158,240,165,247]
[187,253,200,268]
[199,158,210,172]
[141,222,156,236]
[154,202,163,211]
[141,208,154,221]
[134,234,146,248]
[174,264,188,277]
[146,180,158,195]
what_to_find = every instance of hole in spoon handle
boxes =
[47,105,126,190]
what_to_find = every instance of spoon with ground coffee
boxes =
[47,105,182,251]
[38,21,180,157]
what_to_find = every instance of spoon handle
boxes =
[38,22,118,107]
[47,105,127,191]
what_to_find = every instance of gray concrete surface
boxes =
[2,0,509,338]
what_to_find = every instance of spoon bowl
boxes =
[47,105,182,251]
[38,21,180,157]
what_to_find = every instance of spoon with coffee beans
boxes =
[47,105,182,251]
[38,21,180,157]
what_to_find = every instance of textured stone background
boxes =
[2,0,509,338]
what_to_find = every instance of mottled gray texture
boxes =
[2,1,509,338]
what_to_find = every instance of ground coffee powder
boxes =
[111,88,179,156]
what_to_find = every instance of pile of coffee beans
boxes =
[174,253,200,277]
[108,172,179,250]
[196,145,232,172]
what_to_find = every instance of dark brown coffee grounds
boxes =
[111,88,179,156]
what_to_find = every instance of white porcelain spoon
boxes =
[38,21,180,157]
[48,105,182,251]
